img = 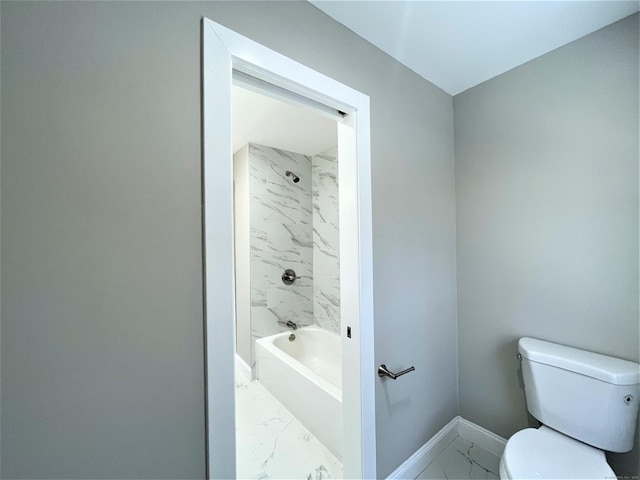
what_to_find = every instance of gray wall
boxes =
[454,14,639,477]
[1,1,458,478]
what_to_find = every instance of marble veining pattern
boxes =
[416,436,500,480]
[312,151,340,334]
[239,143,342,372]
[248,144,314,367]
[236,371,342,479]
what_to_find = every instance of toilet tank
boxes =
[519,337,640,453]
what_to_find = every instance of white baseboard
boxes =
[386,416,507,479]
[386,417,459,480]
[457,417,507,457]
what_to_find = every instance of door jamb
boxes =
[202,18,376,479]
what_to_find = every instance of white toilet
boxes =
[500,337,640,479]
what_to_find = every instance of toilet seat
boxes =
[501,426,616,479]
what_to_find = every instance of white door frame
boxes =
[202,18,376,479]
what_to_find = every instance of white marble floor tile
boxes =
[416,436,500,480]
[236,373,342,479]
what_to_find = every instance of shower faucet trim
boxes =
[281,268,300,285]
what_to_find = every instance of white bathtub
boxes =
[255,326,342,460]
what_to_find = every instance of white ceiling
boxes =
[232,85,337,156]
[233,1,638,155]
[310,1,640,95]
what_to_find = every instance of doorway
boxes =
[233,84,341,478]
[202,18,375,479]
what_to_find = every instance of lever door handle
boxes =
[378,364,415,380]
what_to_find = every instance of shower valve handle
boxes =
[281,269,300,285]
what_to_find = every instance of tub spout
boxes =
[278,320,298,330]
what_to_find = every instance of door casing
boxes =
[202,18,376,479]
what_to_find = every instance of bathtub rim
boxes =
[255,326,342,402]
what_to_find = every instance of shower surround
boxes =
[234,143,340,371]
[312,150,340,334]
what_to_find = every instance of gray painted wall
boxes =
[1,1,458,478]
[454,14,639,477]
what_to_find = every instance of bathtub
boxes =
[255,326,342,460]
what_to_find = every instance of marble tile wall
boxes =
[248,144,314,368]
[237,143,341,371]
[312,150,340,334]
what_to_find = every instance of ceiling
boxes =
[310,1,640,95]
[232,1,638,155]
[233,86,337,156]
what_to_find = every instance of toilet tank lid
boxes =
[519,337,640,386]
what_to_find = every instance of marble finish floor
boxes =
[236,367,497,480]
[416,436,501,480]
[235,372,342,479]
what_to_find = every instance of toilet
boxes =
[500,337,640,479]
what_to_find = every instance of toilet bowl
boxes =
[499,426,616,480]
